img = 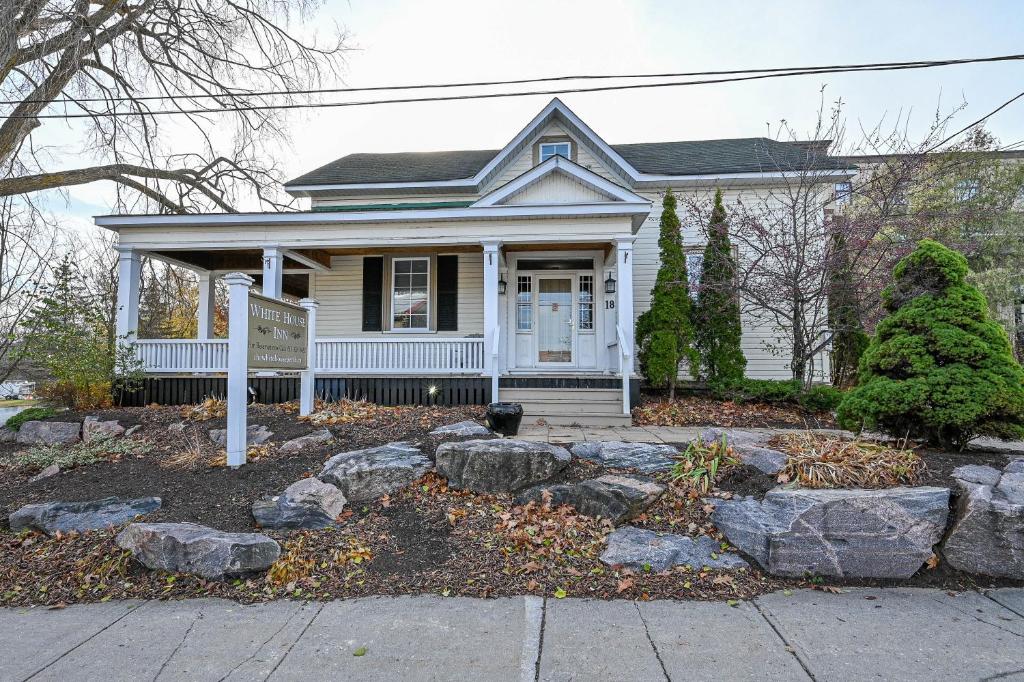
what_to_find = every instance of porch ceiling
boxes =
[149,248,330,271]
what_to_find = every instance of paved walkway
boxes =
[3,588,1023,681]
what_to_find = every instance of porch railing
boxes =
[133,337,485,374]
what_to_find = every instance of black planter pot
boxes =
[486,402,524,436]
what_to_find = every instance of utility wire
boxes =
[5,54,1024,119]
[6,53,1023,106]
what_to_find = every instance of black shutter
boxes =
[436,255,459,331]
[361,256,384,331]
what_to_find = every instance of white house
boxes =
[97,98,854,425]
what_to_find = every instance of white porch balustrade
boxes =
[134,338,485,374]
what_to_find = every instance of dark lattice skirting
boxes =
[115,376,491,407]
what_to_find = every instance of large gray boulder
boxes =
[252,478,347,529]
[116,522,280,579]
[571,441,678,473]
[436,439,570,493]
[16,421,80,445]
[319,442,431,502]
[600,526,748,572]
[516,475,665,525]
[943,463,1024,579]
[208,424,273,447]
[697,428,764,447]
[430,420,491,437]
[711,486,950,579]
[82,417,125,443]
[10,497,161,535]
[732,444,788,476]
[278,429,334,455]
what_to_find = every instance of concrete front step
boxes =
[522,414,633,427]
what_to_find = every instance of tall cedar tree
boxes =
[827,224,869,387]
[694,190,746,383]
[636,190,698,399]
[837,240,1024,450]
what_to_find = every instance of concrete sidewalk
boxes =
[2,588,1022,681]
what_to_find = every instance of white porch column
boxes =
[482,239,502,403]
[115,246,142,344]
[197,271,216,339]
[224,272,254,467]
[615,236,635,415]
[298,297,319,417]
[262,245,284,299]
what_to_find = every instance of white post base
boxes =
[224,272,254,467]
[299,298,319,416]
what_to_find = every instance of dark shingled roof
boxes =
[286,138,851,187]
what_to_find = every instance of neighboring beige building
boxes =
[98,98,855,424]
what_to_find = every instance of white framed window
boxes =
[578,275,594,331]
[516,276,532,331]
[391,257,430,330]
[539,142,571,162]
[834,182,852,205]
[954,179,980,203]
[685,252,704,300]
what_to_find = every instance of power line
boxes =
[5,53,1024,119]
[7,53,1023,107]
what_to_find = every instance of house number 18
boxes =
[605,300,615,309]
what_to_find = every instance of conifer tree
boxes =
[636,190,698,399]
[693,189,746,383]
[837,240,1024,450]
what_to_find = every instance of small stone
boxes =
[697,428,764,447]
[711,486,950,579]
[733,444,787,475]
[430,420,491,437]
[516,475,665,525]
[169,422,187,433]
[600,526,748,572]
[951,464,1002,487]
[116,522,280,579]
[15,421,80,445]
[571,441,679,473]
[10,497,161,535]
[82,417,125,443]
[436,439,570,493]
[28,464,60,483]
[278,429,334,455]
[253,478,347,529]
[125,425,142,437]
[319,442,431,502]
[1005,458,1024,474]
[0,427,16,443]
[208,424,273,447]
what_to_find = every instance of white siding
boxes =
[314,253,483,338]
[500,171,613,204]
[486,121,625,190]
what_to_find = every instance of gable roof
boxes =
[473,154,649,207]
[285,98,856,194]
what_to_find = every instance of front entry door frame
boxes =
[534,273,577,367]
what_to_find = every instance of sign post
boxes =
[298,298,319,416]
[224,273,311,468]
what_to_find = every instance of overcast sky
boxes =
[44,0,1024,232]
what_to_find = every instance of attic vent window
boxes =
[539,142,571,162]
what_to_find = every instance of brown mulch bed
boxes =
[633,396,835,429]
[0,404,1020,607]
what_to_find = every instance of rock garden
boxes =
[0,395,1022,608]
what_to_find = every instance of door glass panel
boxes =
[538,278,572,363]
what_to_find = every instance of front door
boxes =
[537,277,573,364]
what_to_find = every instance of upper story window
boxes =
[539,142,572,163]
[834,182,852,205]
[955,179,980,203]
[391,257,430,330]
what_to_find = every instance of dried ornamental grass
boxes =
[775,432,925,489]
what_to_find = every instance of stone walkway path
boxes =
[3,588,1022,681]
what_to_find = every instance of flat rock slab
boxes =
[82,417,125,443]
[756,588,1024,682]
[9,496,161,535]
[600,525,748,572]
[697,427,765,446]
[712,486,950,578]
[319,442,431,502]
[209,424,273,447]
[429,420,491,437]
[16,421,80,445]
[944,462,1024,578]
[436,439,570,493]
[116,522,280,579]
[278,428,334,455]
[516,475,665,524]
[253,477,346,529]
[733,444,787,475]
[571,441,679,473]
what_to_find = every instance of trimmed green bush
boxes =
[837,239,1024,450]
[5,406,56,431]
[798,385,844,412]
[711,378,802,404]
